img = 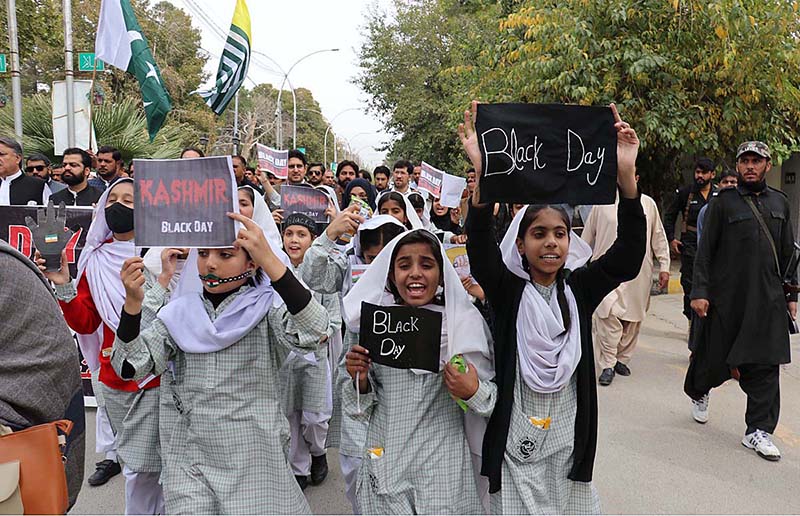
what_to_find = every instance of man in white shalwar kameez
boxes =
[582,187,671,385]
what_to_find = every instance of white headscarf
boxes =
[75,178,136,371]
[349,214,406,265]
[315,185,340,216]
[500,205,593,393]
[342,228,493,379]
[375,190,423,230]
[156,187,290,354]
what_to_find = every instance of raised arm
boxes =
[569,104,646,310]
[459,100,509,305]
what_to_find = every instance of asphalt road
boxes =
[70,294,800,514]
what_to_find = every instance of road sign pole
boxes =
[6,0,24,140]
[63,0,76,147]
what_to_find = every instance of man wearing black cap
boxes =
[664,157,718,321]
[685,141,795,462]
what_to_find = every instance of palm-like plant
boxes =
[0,94,194,162]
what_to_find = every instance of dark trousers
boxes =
[679,238,697,320]
[738,364,781,434]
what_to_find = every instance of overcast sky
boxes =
[165,0,392,168]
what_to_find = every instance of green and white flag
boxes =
[194,0,252,115]
[95,0,172,141]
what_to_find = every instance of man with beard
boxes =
[373,165,390,192]
[685,141,795,461]
[50,148,103,206]
[89,146,124,191]
[335,160,358,206]
[664,157,717,320]
[0,136,50,206]
[26,153,67,194]
[390,159,414,195]
[306,162,325,186]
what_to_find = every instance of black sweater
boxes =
[465,196,646,492]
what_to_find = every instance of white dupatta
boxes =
[500,205,593,393]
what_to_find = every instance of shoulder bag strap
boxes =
[743,196,781,277]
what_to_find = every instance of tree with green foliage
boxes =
[358,0,800,197]
[0,94,192,161]
[357,0,501,174]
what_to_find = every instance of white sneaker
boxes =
[742,430,781,461]
[691,394,709,424]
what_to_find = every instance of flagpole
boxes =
[233,90,240,155]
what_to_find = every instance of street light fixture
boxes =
[271,48,340,149]
[323,107,362,165]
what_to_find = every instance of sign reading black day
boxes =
[134,157,238,247]
[476,103,617,205]
[281,185,331,223]
[359,302,442,373]
[0,205,91,278]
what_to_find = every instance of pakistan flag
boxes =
[95,0,172,140]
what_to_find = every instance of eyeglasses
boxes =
[25,165,47,173]
[308,170,322,176]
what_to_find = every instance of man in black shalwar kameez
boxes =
[685,141,796,461]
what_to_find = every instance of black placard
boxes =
[281,184,330,223]
[0,205,92,278]
[134,156,238,247]
[358,302,442,373]
[476,103,617,205]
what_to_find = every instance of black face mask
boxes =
[105,202,134,233]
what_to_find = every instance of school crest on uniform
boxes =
[518,436,538,459]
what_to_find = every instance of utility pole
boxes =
[6,0,23,139]
[63,0,76,147]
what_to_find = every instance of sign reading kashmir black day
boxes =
[133,157,238,247]
[281,185,331,223]
[0,205,92,278]
[359,302,442,373]
[476,103,618,205]
[256,143,289,180]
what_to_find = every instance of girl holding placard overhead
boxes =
[342,228,495,514]
[459,101,645,514]
[109,212,329,514]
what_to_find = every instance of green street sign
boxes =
[0,54,7,74]
[78,53,104,72]
[330,162,337,172]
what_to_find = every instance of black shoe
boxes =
[295,475,309,490]
[87,459,121,486]
[614,362,631,376]
[598,368,615,386]
[310,454,329,485]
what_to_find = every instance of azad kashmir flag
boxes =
[195,0,251,115]
[95,0,172,140]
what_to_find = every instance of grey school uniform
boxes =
[342,355,496,514]
[327,330,370,456]
[55,277,162,474]
[279,265,341,415]
[490,283,599,515]
[110,285,329,514]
